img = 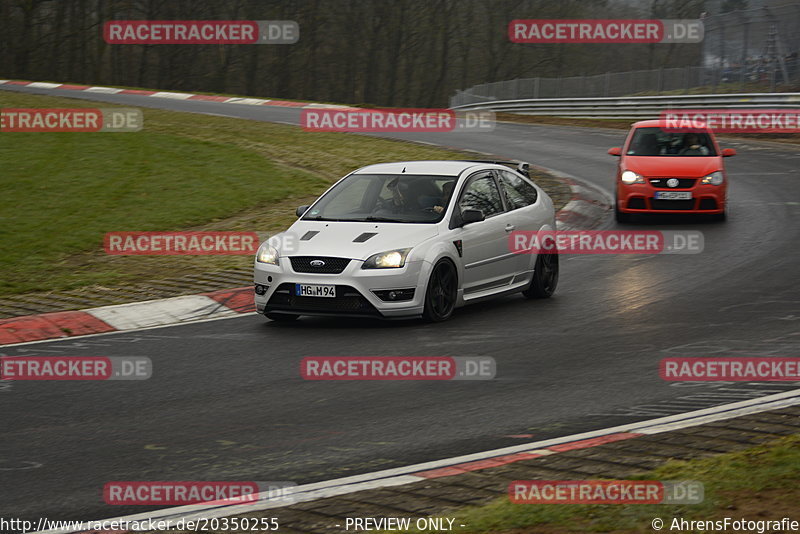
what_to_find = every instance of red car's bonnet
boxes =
[621,156,723,177]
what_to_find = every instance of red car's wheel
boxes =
[615,202,631,224]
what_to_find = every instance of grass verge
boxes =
[385,434,800,533]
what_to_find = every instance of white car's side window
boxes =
[459,174,504,217]
[499,170,538,210]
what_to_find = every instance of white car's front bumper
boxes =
[254,257,428,318]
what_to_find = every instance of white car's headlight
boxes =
[621,170,645,184]
[362,248,411,269]
[701,171,724,185]
[256,244,280,265]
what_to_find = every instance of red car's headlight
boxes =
[621,170,645,184]
[701,172,724,185]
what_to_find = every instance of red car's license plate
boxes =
[655,191,692,200]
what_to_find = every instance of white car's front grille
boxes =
[289,256,351,274]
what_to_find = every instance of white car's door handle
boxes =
[505,224,515,232]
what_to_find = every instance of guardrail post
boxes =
[711,66,717,93]
[657,68,663,95]
[684,66,691,94]
[740,21,749,91]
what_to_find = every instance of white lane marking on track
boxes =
[36,389,800,533]
[0,460,43,470]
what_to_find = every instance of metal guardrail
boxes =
[450,93,800,119]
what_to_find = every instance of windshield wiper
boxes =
[362,216,407,222]
[305,215,412,223]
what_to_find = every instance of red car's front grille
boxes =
[650,199,696,210]
[648,177,697,189]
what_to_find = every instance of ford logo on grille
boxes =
[310,259,326,267]
[667,178,680,188]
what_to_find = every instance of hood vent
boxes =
[301,231,320,241]
[353,232,378,243]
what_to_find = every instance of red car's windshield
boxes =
[627,127,718,157]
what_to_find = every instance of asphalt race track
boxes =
[1,84,799,523]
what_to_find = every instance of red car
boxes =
[608,120,736,222]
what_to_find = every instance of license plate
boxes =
[295,284,336,298]
[655,191,692,200]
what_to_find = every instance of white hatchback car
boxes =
[254,160,558,322]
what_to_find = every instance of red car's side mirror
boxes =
[722,148,737,157]
[608,147,622,156]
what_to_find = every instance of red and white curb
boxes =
[0,80,358,110]
[39,389,800,534]
[528,163,613,232]
[0,287,253,346]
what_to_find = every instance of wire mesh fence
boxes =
[451,3,800,107]
[703,3,800,88]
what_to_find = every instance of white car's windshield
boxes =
[627,127,718,157]
[303,174,458,223]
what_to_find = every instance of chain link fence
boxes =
[703,3,800,87]
[451,3,800,108]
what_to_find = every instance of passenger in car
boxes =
[679,133,709,155]
[433,181,455,213]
